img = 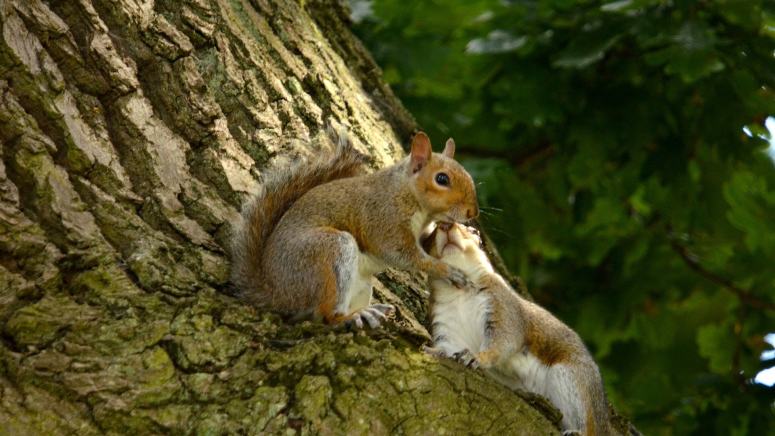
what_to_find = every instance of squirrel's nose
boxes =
[466,205,479,220]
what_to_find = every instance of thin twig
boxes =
[669,240,775,311]
[462,141,555,168]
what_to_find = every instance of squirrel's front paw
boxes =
[345,304,395,329]
[447,267,474,290]
[452,349,480,369]
[463,225,482,244]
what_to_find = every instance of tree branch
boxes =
[462,141,555,168]
[669,240,775,311]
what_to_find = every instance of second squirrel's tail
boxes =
[230,129,369,300]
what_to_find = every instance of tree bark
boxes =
[0,0,595,433]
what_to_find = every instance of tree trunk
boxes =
[0,0,591,433]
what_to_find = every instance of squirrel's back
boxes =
[230,132,369,299]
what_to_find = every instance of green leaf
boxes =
[716,0,762,30]
[723,171,775,255]
[697,323,736,375]
[553,27,622,69]
[644,21,725,82]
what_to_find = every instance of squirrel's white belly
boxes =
[432,290,491,355]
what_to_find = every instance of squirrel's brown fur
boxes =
[230,133,369,301]
[231,129,478,327]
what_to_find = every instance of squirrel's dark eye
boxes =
[435,172,450,186]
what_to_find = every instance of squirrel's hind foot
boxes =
[345,304,395,329]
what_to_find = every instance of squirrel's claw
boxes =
[421,345,448,359]
[360,307,384,328]
[370,303,395,316]
[423,346,481,369]
[447,267,475,290]
[345,304,395,330]
[464,226,483,245]
[346,315,364,330]
[451,349,480,369]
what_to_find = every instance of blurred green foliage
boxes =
[352,0,775,434]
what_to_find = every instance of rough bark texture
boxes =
[0,0,613,434]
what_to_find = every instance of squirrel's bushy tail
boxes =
[230,129,369,299]
[582,362,615,436]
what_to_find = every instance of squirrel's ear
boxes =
[443,138,455,158]
[410,132,432,173]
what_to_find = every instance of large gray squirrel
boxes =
[230,129,478,328]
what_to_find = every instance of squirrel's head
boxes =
[407,132,479,224]
[424,222,492,278]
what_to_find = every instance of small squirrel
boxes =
[231,129,479,328]
[423,223,612,435]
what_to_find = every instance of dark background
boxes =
[352,1,775,434]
